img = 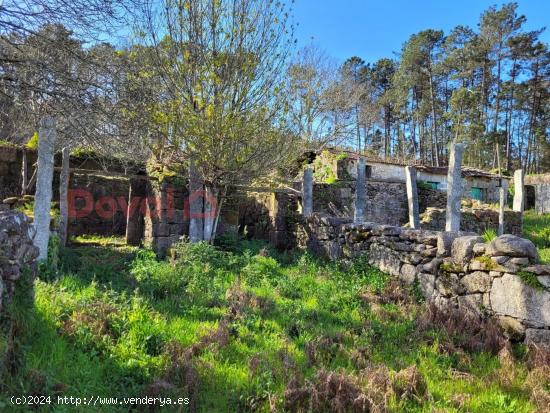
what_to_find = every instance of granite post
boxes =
[33,116,56,261]
[354,158,366,223]
[445,142,464,232]
[302,167,313,217]
[405,166,420,229]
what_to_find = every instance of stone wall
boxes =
[143,178,189,257]
[236,191,301,250]
[534,184,550,214]
[67,173,131,237]
[0,211,38,314]
[0,146,36,200]
[312,181,408,226]
[418,187,447,211]
[419,206,523,236]
[299,213,550,344]
[0,211,39,374]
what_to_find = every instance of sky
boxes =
[291,0,550,63]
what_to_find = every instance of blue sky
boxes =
[291,0,550,63]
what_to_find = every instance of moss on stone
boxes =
[473,255,497,270]
[440,261,462,274]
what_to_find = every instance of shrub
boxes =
[482,228,497,243]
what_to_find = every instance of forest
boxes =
[288,2,550,173]
[0,2,548,177]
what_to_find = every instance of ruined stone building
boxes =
[525,174,550,214]
[315,149,508,204]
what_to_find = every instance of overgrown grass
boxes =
[0,237,544,412]
[523,210,550,263]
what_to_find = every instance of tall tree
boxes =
[138,0,299,241]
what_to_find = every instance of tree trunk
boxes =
[188,159,204,243]
[59,147,70,247]
[428,66,439,166]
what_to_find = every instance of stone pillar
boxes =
[126,177,145,246]
[445,142,464,232]
[405,166,420,229]
[302,167,313,217]
[59,147,70,246]
[188,159,204,242]
[354,158,366,223]
[33,116,56,261]
[498,179,509,236]
[513,169,524,212]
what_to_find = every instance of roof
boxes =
[525,174,550,185]
[416,165,503,179]
[321,148,502,179]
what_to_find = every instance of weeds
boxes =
[0,236,539,412]
[482,228,498,242]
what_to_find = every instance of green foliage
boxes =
[1,236,538,412]
[440,261,463,274]
[523,211,550,264]
[474,255,498,270]
[517,270,545,291]
[482,228,498,243]
[26,132,38,150]
[523,211,550,249]
[0,139,19,148]
[38,236,60,281]
[70,147,98,157]
[335,151,348,161]
[16,201,60,221]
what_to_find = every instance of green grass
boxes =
[0,237,542,412]
[523,210,550,263]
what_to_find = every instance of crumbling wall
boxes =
[143,178,189,257]
[312,181,408,226]
[0,211,39,374]
[419,207,522,236]
[237,191,301,250]
[299,213,550,344]
[0,146,36,200]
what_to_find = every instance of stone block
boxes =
[451,235,483,265]
[400,263,417,285]
[486,234,539,262]
[435,273,464,297]
[497,316,526,341]
[418,273,435,299]
[525,328,550,345]
[473,243,487,256]
[461,271,493,293]
[490,273,550,327]
[457,294,483,315]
